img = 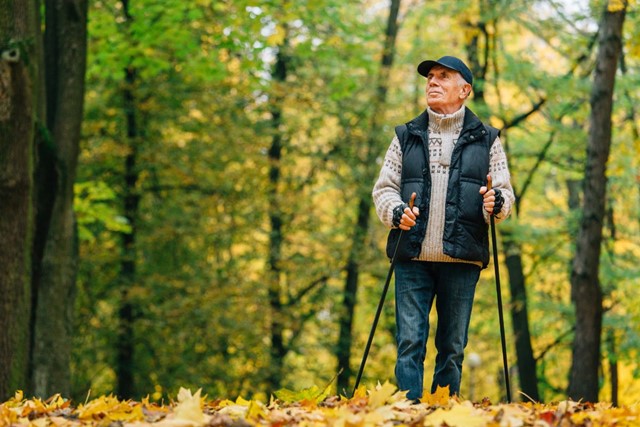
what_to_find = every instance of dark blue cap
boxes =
[417,56,473,86]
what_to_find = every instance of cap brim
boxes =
[417,60,439,77]
[417,59,473,85]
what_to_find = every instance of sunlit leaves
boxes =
[607,0,632,12]
[368,381,400,409]
[274,384,331,404]
[2,387,640,426]
[424,403,487,427]
[76,395,145,422]
[420,385,451,406]
[75,181,131,242]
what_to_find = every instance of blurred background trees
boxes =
[1,0,639,405]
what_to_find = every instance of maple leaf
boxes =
[216,404,249,420]
[0,404,19,425]
[214,396,267,422]
[492,403,529,427]
[424,402,487,427]
[274,370,337,406]
[368,381,398,409]
[76,395,145,422]
[274,384,330,404]
[209,398,235,410]
[246,400,267,420]
[350,384,368,399]
[4,390,24,408]
[421,385,451,406]
[172,387,209,425]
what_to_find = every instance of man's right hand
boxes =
[399,204,419,230]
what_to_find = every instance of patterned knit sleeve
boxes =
[486,135,515,224]
[372,136,404,228]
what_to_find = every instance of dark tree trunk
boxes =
[116,63,139,399]
[568,1,626,402]
[336,0,401,394]
[336,197,370,393]
[606,330,618,406]
[0,0,38,400]
[30,0,87,397]
[266,40,288,393]
[501,229,539,402]
[113,0,139,399]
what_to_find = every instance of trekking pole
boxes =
[352,193,416,397]
[488,177,512,403]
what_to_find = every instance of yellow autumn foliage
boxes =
[1,386,639,426]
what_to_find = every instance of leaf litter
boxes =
[1,383,639,426]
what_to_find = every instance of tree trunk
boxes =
[30,0,87,397]
[336,197,370,393]
[567,1,626,402]
[266,38,288,393]
[113,0,139,399]
[606,330,618,406]
[116,63,139,399]
[0,0,38,399]
[501,229,539,402]
[336,0,401,394]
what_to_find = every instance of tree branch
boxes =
[535,327,574,362]
[500,98,546,132]
[287,275,329,307]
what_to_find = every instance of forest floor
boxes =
[2,382,638,426]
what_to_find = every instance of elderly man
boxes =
[372,56,515,400]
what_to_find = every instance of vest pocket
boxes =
[453,218,488,263]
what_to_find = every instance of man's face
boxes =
[425,65,470,114]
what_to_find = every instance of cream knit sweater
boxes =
[372,106,515,264]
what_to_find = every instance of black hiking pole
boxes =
[488,177,512,403]
[352,193,416,397]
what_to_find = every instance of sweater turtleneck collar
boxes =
[427,105,466,134]
[427,106,466,167]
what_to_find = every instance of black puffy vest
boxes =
[386,108,499,268]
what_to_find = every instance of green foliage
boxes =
[75,181,131,242]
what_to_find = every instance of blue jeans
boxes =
[394,260,480,400]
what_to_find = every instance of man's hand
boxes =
[399,203,420,231]
[479,175,502,216]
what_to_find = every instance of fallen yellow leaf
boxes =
[424,403,486,427]
[368,381,398,409]
[421,385,451,406]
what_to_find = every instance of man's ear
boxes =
[461,83,472,99]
